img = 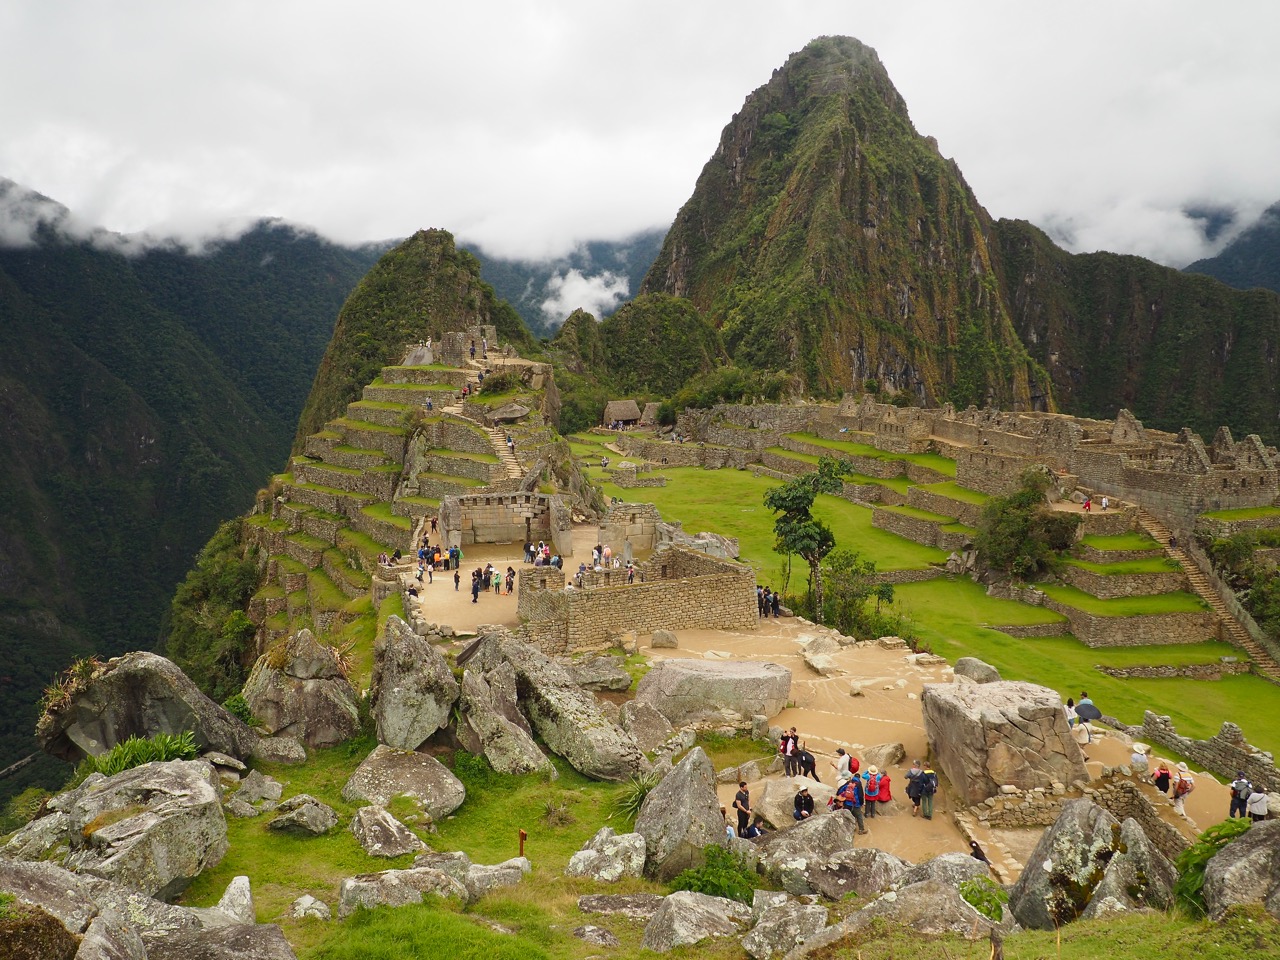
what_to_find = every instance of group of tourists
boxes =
[469,564,516,602]
[756,585,782,618]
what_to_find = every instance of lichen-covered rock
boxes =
[618,700,675,753]
[899,851,989,889]
[1009,798,1175,929]
[1203,819,1280,921]
[75,912,149,960]
[755,811,860,895]
[788,879,998,957]
[805,847,909,901]
[35,651,255,763]
[0,901,79,960]
[569,654,633,691]
[634,747,726,880]
[577,893,666,919]
[267,795,338,836]
[341,744,466,819]
[337,867,466,918]
[290,895,331,920]
[351,806,427,858]
[215,876,256,925]
[145,923,299,959]
[249,736,306,765]
[457,669,553,775]
[467,632,646,781]
[370,615,459,750]
[236,770,284,804]
[565,827,647,882]
[742,900,828,960]
[634,659,791,727]
[640,891,750,952]
[922,679,1086,805]
[573,924,620,946]
[461,857,530,901]
[16,760,230,901]
[242,630,359,749]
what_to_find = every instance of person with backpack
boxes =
[863,766,881,817]
[833,773,868,834]
[905,759,926,816]
[1172,762,1195,816]
[920,763,938,820]
[1229,772,1253,819]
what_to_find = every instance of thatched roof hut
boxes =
[603,399,642,425]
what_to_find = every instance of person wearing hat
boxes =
[1172,762,1195,816]
[794,786,815,821]
[1229,772,1254,819]
[1129,743,1150,773]
[863,766,881,818]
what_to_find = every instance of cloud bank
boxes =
[540,270,630,327]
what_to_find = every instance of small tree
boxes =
[820,547,879,635]
[764,458,844,622]
[974,468,1080,580]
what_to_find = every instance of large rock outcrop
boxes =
[742,900,828,960]
[337,866,466,918]
[755,811,861,895]
[634,746,726,880]
[3,760,228,900]
[618,699,675,753]
[341,744,466,819]
[922,679,1086,805]
[1203,819,1280,921]
[565,827,647,882]
[634,659,791,727]
[805,847,909,901]
[35,652,255,763]
[0,859,296,958]
[370,616,459,750]
[756,775,836,830]
[351,806,427,858]
[242,630,360,749]
[640,891,751,953]
[467,632,646,781]
[456,668,553,775]
[1009,798,1176,929]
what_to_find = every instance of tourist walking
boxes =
[1153,761,1172,795]
[771,590,781,618]
[1247,785,1270,822]
[454,569,460,591]
[906,760,925,816]
[733,781,752,837]
[1229,772,1253,819]
[1172,762,1196,816]
[471,572,481,604]
[920,763,938,819]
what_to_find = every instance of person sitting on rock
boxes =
[743,815,768,839]
[794,786,815,820]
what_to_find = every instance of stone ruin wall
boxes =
[1057,565,1189,600]
[516,546,757,654]
[440,491,572,557]
[434,324,498,365]
[1134,712,1280,792]
[972,777,1189,864]
[597,502,663,554]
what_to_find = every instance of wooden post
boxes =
[519,828,527,858]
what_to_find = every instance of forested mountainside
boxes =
[464,228,666,337]
[640,36,1050,411]
[1185,200,1280,294]
[642,35,1280,443]
[0,201,380,797]
[293,229,535,448]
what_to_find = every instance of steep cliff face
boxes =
[994,218,1280,443]
[642,36,1049,410]
[1185,200,1280,295]
[295,229,534,446]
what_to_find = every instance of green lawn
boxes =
[361,502,413,530]
[1066,556,1182,575]
[1040,584,1209,616]
[596,467,947,572]
[1200,505,1280,520]
[847,472,913,494]
[1080,532,1163,551]
[784,432,957,476]
[916,481,989,505]
[878,504,956,523]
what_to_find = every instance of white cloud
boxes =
[0,2,1277,265]
[540,270,630,327]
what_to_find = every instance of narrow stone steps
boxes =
[485,427,523,481]
[1137,510,1280,680]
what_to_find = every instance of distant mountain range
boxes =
[1185,201,1280,294]
[0,182,384,795]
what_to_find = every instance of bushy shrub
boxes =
[613,770,662,821]
[671,846,758,904]
[974,468,1080,580]
[221,693,258,727]
[959,876,1008,922]
[67,731,198,786]
[1174,817,1252,916]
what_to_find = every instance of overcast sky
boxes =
[1,0,1277,269]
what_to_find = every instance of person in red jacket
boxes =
[875,769,892,811]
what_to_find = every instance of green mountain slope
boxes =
[0,194,379,798]
[295,229,535,447]
[641,35,1049,410]
[1185,201,1280,294]
[994,218,1280,442]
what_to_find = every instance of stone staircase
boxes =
[486,426,524,481]
[1137,510,1280,681]
[442,363,483,416]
